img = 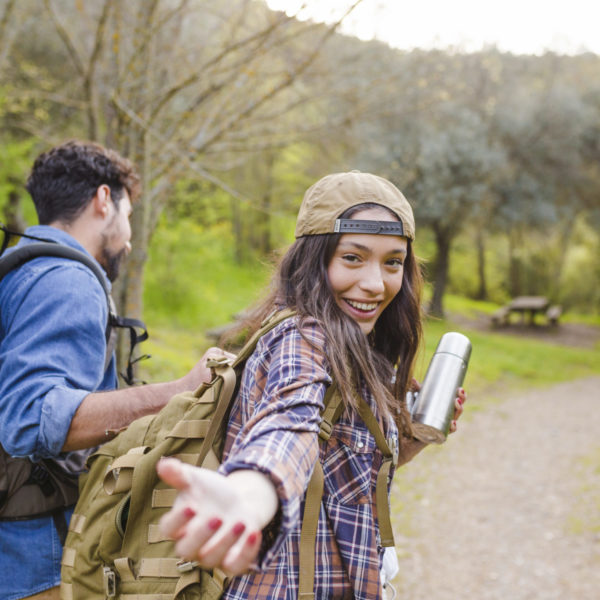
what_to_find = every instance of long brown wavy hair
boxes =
[227,203,423,436]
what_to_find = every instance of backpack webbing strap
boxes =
[298,461,324,599]
[115,314,150,386]
[298,389,397,598]
[103,446,150,495]
[61,582,74,600]
[231,308,297,368]
[193,363,238,468]
[298,385,343,599]
[356,397,397,547]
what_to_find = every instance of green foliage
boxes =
[143,218,273,332]
[0,137,36,217]
[165,179,231,227]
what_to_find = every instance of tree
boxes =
[0,0,364,367]
[403,105,505,317]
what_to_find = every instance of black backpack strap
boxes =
[0,242,114,342]
[0,241,149,382]
[113,314,150,386]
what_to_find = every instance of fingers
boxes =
[156,463,262,574]
[175,516,261,577]
[449,388,467,434]
[222,530,263,576]
[205,347,236,362]
[157,459,196,539]
[157,457,190,491]
[174,512,229,560]
[196,521,248,569]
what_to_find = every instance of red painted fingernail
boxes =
[208,517,223,531]
[246,532,258,545]
[183,507,196,518]
[232,522,246,536]
[452,420,457,428]
[458,397,465,405]
[459,388,465,395]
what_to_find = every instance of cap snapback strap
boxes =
[333,219,405,236]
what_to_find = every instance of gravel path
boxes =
[390,376,600,599]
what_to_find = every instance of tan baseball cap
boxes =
[294,171,415,240]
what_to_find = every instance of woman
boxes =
[158,171,466,599]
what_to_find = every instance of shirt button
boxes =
[357,441,364,449]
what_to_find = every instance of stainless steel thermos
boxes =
[409,332,472,444]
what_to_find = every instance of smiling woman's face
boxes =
[327,207,407,335]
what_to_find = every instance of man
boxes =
[0,141,216,599]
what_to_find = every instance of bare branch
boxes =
[190,5,357,155]
[43,0,86,79]
[84,0,113,139]
[148,10,292,124]
[0,0,17,71]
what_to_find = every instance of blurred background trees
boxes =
[1,0,599,340]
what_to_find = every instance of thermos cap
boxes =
[435,332,472,364]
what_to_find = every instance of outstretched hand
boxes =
[157,458,278,577]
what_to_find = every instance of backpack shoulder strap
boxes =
[0,242,115,343]
[193,308,298,469]
[298,388,398,599]
[232,308,297,367]
[0,242,150,384]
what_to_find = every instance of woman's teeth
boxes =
[346,300,377,311]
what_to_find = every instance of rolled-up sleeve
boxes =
[0,263,109,460]
[219,317,331,566]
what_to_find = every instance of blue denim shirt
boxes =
[0,226,118,599]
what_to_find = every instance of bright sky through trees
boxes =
[264,0,599,55]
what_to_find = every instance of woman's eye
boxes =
[342,254,360,263]
[387,258,404,267]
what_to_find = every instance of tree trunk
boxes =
[4,189,27,233]
[508,229,521,298]
[429,226,452,318]
[550,211,575,300]
[475,227,487,300]
[231,195,243,264]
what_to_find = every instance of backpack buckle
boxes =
[318,418,333,442]
[388,434,399,467]
[103,566,117,597]
[177,559,199,573]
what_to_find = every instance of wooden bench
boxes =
[546,305,562,326]
[491,306,510,327]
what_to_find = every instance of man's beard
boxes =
[101,246,127,282]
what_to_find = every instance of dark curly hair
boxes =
[26,140,141,225]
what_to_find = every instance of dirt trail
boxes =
[391,376,600,600]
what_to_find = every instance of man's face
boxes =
[99,190,132,282]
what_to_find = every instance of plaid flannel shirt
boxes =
[218,315,398,599]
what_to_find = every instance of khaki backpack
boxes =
[60,309,397,600]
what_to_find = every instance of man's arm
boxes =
[62,348,228,451]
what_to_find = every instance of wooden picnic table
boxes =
[507,296,550,325]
